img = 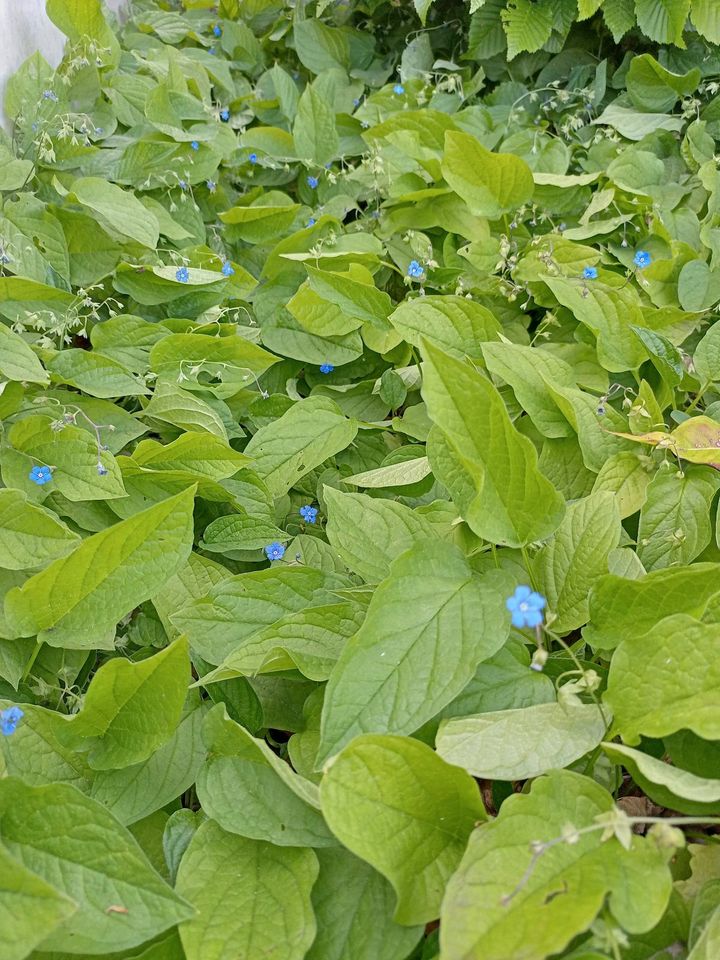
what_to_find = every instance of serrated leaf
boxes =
[635,0,690,46]
[320,734,485,924]
[5,488,195,649]
[421,341,565,547]
[501,0,554,58]
[317,542,510,764]
[176,820,317,960]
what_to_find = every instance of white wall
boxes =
[0,0,127,125]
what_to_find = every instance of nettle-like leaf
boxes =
[320,734,485,924]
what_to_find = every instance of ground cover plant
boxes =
[5,0,720,957]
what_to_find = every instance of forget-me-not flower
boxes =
[176,266,190,283]
[506,585,546,629]
[634,250,651,269]
[307,217,316,227]
[222,261,234,276]
[219,108,230,122]
[300,505,318,523]
[583,266,598,280]
[213,24,222,37]
[264,542,286,561]
[393,83,404,95]
[407,259,424,279]
[319,363,334,374]
[29,466,52,485]
[307,176,319,189]
[1,706,23,736]
[248,152,258,164]
[207,179,216,192]
[191,141,199,151]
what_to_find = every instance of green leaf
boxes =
[584,562,720,651]
[0,701,92,789]
[0,324,49,384]
[71,178,160,248]
[132,431,249,479]
[389,295,500,359]
[293,84,339,165]
[441,130,534,218]
[678,261,720,312]
[692,0,720,41]
[317,542,510,765]
[635,0,690,46]
[307,847,423,960]
[603,742,720,815]
[0,844,77,960]
[501,0,554,58]
[606,614,720,744]
[306,266,392,328]
[324,487,436,583]
[626,54,701,112]
[320,734,485,925]
[195,706,336,846]
[5,487,195,649]
[421,341,565,547]
[533,492,621,633]
[0,778,191,954]
[344,457,432,489]
[141,379,228,441]
[0,490,80,570]
[441,770,672,960]
[592,452,652,519]
[149,332,278,381]
[47,349,149,399]
[436,703,607,780]
[175,819,318,960]
[60,637,190,770]
[244,397,357,497]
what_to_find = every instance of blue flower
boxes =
[634,250,651,269]
[207,179,217,192]
[407,259,424,279]
[42,89,58,102]
[191,140,199,151]
[178,179,188,191]
[506,585,546,629]
[583,266,598,280]
[176,266,190,283]
[307,217,316,227]
[393,83,405,95]
[0,706,23,736]
[222,261,235,276]
[264,542,286,561]
[353,97,360,107]
[319,363,334,374]
[29,466,52,486]
[307,176,319,189]
[97,462,108,476]
[248,152,258,164]
[219,108,230,122]
[213,24,222,37]
[300,505,318,523]
[209,47,216,55]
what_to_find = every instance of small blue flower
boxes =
[506,585,546,630]
[176,266,190,283]
[178,179,188,191]
[300,505,318,524]
[209,46,216,55]
[353,97,360,107]
[213,24,222,37]
[29,466,52,486]
[583,266,598,280]
[407,259,424,279]
[191,140,199,151]
[634,250,651,269]
[219,108,230,122]
[307,176,319,189]
[264,542,286,561]
[393,83,404,95]
[319,363,334,374]
[207,179,217,192]
[248,152,258,164]
[0,706,23,736]
[42,89,58,102]
[97,462,108,476]
[307,217,316,227]
[222,260,235,276]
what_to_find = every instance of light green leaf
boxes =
[244,397,357,497]
[436,703,607,780]
[626,54,701,112]
[0,324,49,384]
[47,349,149,398]
[344,457,431,489]
[306,265,392,328]
[149,332,278,381]
[317,542,510,764]
[678,261,720,312]
[603,742,720,815]
[320,734,485,925]
[591,452,652,519]
[0,490,80,570]
[5,487,195,649]
[196,706,335,847]
[584,562,720,651]
[176,820,318,960]
[71,178,159,248]
[132,432,249,479]
[60,637,190,770]
[141,378,228,441]
[293,84,339,165]
[0,844,77,960]
[501,0,554,58]
[0,778,191,954]
[693,0,720,42]
[0,701,92,789]
[422,341,565,547]
[606,614,720,744]
[324,487,436,583]
[306,847,423,960]
[533,492,621,633]
[635,0,690,46]
[389,295,500,359]
[441,770,672,960]
[441,130,534,218]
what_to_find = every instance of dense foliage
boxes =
[5,1,720,958]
